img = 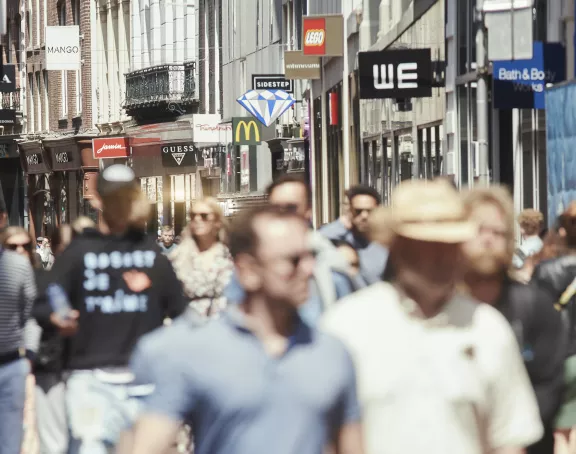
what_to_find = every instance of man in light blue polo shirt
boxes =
[128,206,363,454]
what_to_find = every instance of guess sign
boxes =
[92,137,130,159]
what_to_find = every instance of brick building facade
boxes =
[23,0,93,133]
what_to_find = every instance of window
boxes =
[58,1,68,118]
[6,21,11,63]
[35,0,40,46]
[28,73,34,133]
[61,71,68,118]
[26,12,31,47]
[72,0,80,25]
[43,71,49,130]
[75,67,82,115]
[256,0,259,47]
[58,1,66,25]
[240,59,246,93]
[72,0,81,115]
[35,72,42,131]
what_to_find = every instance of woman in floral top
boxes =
[169,197,233,318]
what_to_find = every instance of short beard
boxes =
[464,251,509,279]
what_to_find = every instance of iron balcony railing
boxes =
[124,62,197,109]
[2,88,20,111]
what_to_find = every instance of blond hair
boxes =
[462,185,516,261]
[194,197,228,232]
[518,209,544,236]
[101,186,151,231]
[72,216,96,234]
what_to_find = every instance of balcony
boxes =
[124,62,198,117]
[2,88,20,111]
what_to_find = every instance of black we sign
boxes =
[358,49,433,100]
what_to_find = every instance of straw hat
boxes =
[376,179,477,244]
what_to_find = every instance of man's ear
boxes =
[235,253,261,293]
[0,212,7,228]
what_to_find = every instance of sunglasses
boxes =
[191,212,213,221]
[6,242,32,251]
[352,207,373,217]
[272,203,299,214]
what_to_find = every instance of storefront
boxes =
[19,141,52,238]
[445,0,555,220]
[0,136,25,226]
[43,137,98,225]
[358,0,445,205]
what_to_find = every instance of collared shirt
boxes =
[321,282,543,454]
[159,243,177,255]
[131,307,360,454]
[319,225,388,285]
[513,236,544,269]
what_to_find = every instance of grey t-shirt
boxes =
[131,308,360,454]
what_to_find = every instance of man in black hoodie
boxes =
[461,186,567,454]
[44,165,187,453]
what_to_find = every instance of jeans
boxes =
[0,358,29,454]
[35,375,68,454]
[65,370,155,454]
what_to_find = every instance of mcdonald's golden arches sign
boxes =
[232,117,262,146]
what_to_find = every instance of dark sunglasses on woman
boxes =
[5,242,32,251]
[191,212,213,221]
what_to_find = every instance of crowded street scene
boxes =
[0,0,576,453]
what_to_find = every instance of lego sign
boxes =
[302,15,344,57]
[304,29,325,47]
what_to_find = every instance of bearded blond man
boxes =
[461,186,567,454]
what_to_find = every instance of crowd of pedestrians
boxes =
[2,164,576,454]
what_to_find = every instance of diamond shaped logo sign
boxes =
[236,89,296,127]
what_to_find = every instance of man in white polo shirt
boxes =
[321,179,543,454]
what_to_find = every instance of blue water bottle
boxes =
[46,284,72,319]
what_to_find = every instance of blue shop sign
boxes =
[493,41,566,109]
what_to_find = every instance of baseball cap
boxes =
[97,164,139,196]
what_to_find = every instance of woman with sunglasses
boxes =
[2,227,38,264]
[2,225,81,454]
[0,227,42,453]
[169,197,233,319]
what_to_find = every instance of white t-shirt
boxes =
[320,282,543,454]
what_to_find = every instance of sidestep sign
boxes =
[252,74,294,93]
[232,117,262,146]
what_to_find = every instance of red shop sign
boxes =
[92,137,130,159]
[303,17,326,56]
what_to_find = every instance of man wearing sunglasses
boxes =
[129,206,363,454]
[223,175,357,326]
[320,185,388,286]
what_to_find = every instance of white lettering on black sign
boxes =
[55,152,69,163]
[26,154,40,165]
[82,251,157,314]
[161,144,195,153]
[358,49,432,100]
[252,75,294,93]
[373,63,418,90]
